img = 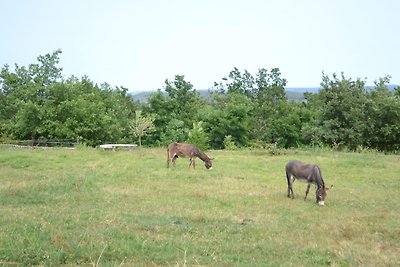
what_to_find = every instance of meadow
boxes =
[0,146,399,266]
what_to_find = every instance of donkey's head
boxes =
[204,159,212,170]
[316,185,333,206]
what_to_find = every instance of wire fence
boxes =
[0,139,77,148]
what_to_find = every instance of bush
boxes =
[187,121,209,150]
[223,135,236,150]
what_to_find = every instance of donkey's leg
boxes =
[304,183,311,200]
[189,157,193,168]
[314,185,320,203]
[290,178,295,198]
[172,155,177,167]
[167,150,170,168]
[286,172,290,198]
[286,172,294,198]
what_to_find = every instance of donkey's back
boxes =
[167,143,197,158]
[286,160,318,183]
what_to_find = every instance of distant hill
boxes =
[130,88,311,103]
[130,85,398,103]
[130,90,160,103]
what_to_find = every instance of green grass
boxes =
[0,146,399,266]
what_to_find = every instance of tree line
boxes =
[1,50,399,152]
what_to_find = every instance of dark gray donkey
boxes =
[285,160,332,206]
[167,143,213,170]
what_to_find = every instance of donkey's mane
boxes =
[313,165,325,187]
[196,148,211,162]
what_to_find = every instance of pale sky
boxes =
[1,0,399,92]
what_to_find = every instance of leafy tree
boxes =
[250,68,289,145]
[317,72,367,149]
[394,86,400,97]
[142,90,171,144]
[264,102,306,148]
[223,135,236,150]
[0,50,138,146]
[254,68,287,103]
[193,104,225,148]
[187,121,209,150]
[132,110,156,148]
[0,50,63,141]
[159,119,188,146]
[100,83,137,143]
[3,50,398,153]
[303,74,399,152]
[144,75,205,146]
[213,67,289,146]
[202,92,253,148]
[364,77,400,151]
[0,89,6,135]
[212,67,255,96]
[164,75,204,127]
[298,92,324,147]
[29,49,63,87]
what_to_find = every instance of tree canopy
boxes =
[1,50,399,152]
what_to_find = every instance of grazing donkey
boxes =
[285,160,331,206]
[167,143,213,170]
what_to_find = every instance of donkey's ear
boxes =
[210,157,215,160]
[326,185,333,191]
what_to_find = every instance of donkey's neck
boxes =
[195,149,210,162]
[316,177,325,187]
[313,166,325,187]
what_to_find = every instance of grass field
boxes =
[0,146,399,266]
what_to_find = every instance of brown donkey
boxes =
[167,143,213,170]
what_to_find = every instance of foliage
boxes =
[300,73,400,152]
[158,119,188,146]
[364,77,400,151]
[196,92,253,148]
[316,72,368,149]
[211,68,293,147]
[0,50,137,146]
[187,121,209,150]
[223,135,236,150]
[1,51,399,152]
[132,110,156,147]
[143,75,205,147]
